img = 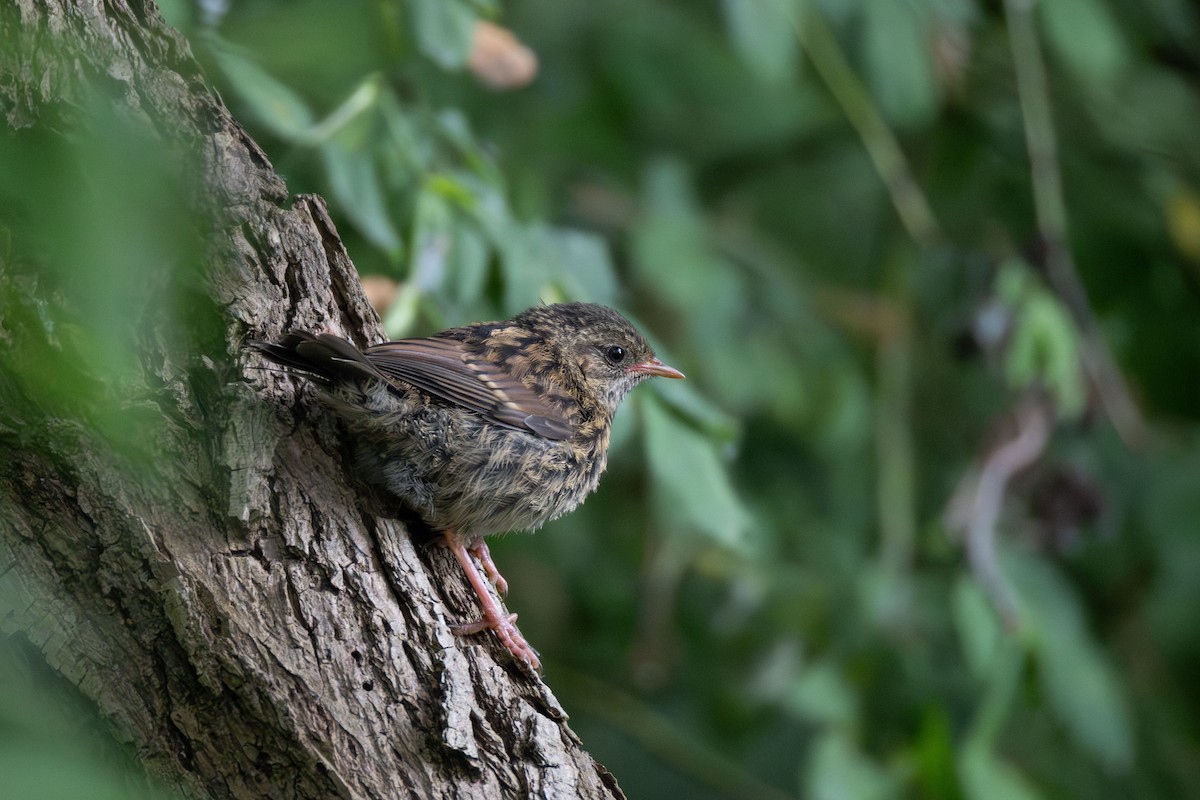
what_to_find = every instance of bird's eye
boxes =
[603,345,627,365]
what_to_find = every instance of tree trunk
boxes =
[0,2,622,798]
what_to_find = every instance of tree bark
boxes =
[0,2,623,798]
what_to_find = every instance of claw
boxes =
[444,530,540,669]
[452,612,517,636]
[469,540,509,596]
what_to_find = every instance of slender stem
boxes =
[875,247,916,573]
[791,6,926,576]
[967,400,1050,628]
[965,636,1025,748]
[1003,0,1147,447]
[794,6,941,244]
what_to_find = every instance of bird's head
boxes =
[514,302,684,415]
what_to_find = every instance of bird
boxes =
[251,302,684,669]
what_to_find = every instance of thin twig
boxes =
[793,5,941,244]
[966,399,1051,628]
[1003,0,1147,448]
[875,248,916,573]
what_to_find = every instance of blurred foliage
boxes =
[172,0,1200,797]
[0,27,209,798]
[0,91,206,463]
[4,0,1200,797]
[0,636,176,800]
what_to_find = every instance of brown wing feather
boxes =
[365,338,574,440]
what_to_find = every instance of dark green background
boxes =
[5,0,1200,797]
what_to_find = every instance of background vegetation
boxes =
[6,0,1200,797]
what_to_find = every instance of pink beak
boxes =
[629,357,685,380]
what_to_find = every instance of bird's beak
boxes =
[629,357,685,380]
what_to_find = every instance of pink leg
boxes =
[469,540,509,596]
[444,529,540,669]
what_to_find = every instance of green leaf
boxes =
[435,110,503,183]
[1007,551,1134,770]
[377,89,428,177]
[720,0,801,83]
[496,222,559,312]
[320,139,403,254]
[997,260,1085,419]
[632,158,745,313]
[409,184,454,291]
[409,0,477,70]
[785,659,858,727]
[914,705,959,800]
[211,42,315,140]
[862,0,938,129]
[641,394,746,548]
[446,217,490,306]
[1037,0,1129,86]
[652,377,741,444]
[953,576,1004,681]
[959,743,1045,800]
[408,182,493,308]
[1018,293,1085,417]
[382,281,422,337]
[806,731,893,800]
[305,77,381,146]
[549,229,618,305]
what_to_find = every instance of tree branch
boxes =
[0,2,621,798]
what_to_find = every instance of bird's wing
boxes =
[365,337,575,440]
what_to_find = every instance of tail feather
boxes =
[250,332,382,385]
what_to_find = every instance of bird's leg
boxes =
[469,539,509,596]
[444,528,540,669]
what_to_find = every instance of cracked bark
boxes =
[0,1,623,798]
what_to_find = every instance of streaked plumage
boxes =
[252,302,683,668]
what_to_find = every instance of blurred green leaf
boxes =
[1037,0,1129,86]
[1008,550,1134,770]
[434,110,504,185]
[498,222,559,311]
[959,743,1045,800]
[445,217,490,307]
[720,0,801,83]
[376,90,428,179]
[409,0,476,70]
[0,90,199,460]
[550,229,619,306]
[321,137,403,255]
[1014,292,1085,417]
[954,576,1004,682]
[305,77,382,145]
[652,376,741,444]
[862,0,938,129]
[0,641,179,800]
[632,158,745,314]
[409,182,454,291]
[211,42,315,139]
[806,731,894,800]
[914,705,959,800]
[997,260,1086,418]
[785,659,857,727]
[641,394,745,549]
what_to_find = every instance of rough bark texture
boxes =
[0,2,623,798]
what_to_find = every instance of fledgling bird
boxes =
[252,302,684,669]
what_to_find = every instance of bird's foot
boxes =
[468,540,509,596]
[451,612,540,669]
[451,612,516,636]
[445,528,539,669]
